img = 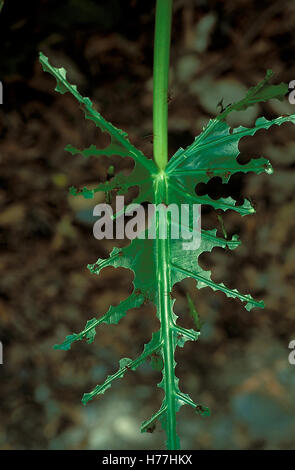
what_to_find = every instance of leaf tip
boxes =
[195,405,211,417]
[265,162,274,175]
[82,393,92,405]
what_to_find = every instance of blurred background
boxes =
[0,0,295,450]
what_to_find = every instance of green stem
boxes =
[155,176,179,450]
[153,0,177,449]
[153,0,173,171]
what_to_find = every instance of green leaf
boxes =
[218,69,288,120]
[65,143,128,158]
[39,52,154,171]
[167,114,294,179]
[195,405,211,417]
[42,50,295,450]
[54,291,145,351]
[186,293,202,331]
[217,214,228,240]
[150,353,164,371]
[82,331,162,404]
